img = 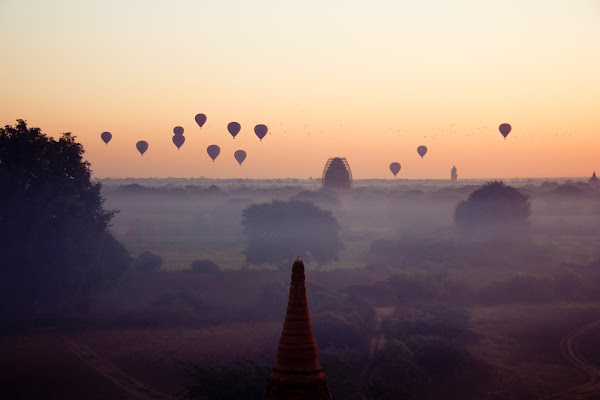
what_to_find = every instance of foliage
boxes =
[311,311,365,348]
[181,359,270,400]
[310,290,376,349]
[152,291,205,312]
[255,281,288,318]
[190,259,220,273]
[454,180,531,239]
[382,305,470,342]
[368,237,554,270]
[364,339,424,400]
[132,251,162,272]
[404,335,462,376]
[241,200,342,267]
[0,120,130,326]
[318,346,364,399]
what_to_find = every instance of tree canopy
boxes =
[454,181,531,239]
[0,120,130,327]
[241,200,342,268]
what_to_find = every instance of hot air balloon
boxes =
[173,126,184,136]
[254,124,268,141]
[207,145,220,161]
[228,122,241,139]
[417,146,428,159]
[234,150,247,165]
[172,135,185,150]
[136,141,149,156]
[195,113,207,128]
[389,162,401,177]
[100,131,112,145]
[499,123,511,139]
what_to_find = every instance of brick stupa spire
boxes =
[262,258,332,400]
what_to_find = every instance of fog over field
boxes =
[4,169,600,400]
[3,0,600,397]
[71,176,598,399]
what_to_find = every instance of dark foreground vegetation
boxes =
[2,121,600,399]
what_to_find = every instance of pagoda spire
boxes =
[262,258,332,400]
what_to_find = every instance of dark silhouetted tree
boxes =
[0,120,130,327]
[133,251,162,272]
[454,180,531,239]
[181,359,270,400]
[190,258,220,273]
[241,200,342,268]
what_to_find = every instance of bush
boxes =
[310,291,376,350]
[382,305,470,342]
[241,200,342,267]
[454,181,531,240]
[365,339,424,399]
[133,251,162,272]
[255,282,288,318]
[190,259,220,273]
[181,359,270,400]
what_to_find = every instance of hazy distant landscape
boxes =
[3,0,600,398]
[9,176,591,399]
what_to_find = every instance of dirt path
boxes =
[60,335,176,400]
[358,307,395,390]
[548,320,600,399]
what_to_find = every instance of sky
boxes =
[1,0,599,179]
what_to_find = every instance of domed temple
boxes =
[322,157,352,190]
[262,258,332,400]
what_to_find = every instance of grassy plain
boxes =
[5,178,599,399]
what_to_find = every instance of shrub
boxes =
[241,200,342,267]
[190,259,220,273]
[133,251,162,272]
[454,181,531,240]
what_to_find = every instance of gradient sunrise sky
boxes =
[1,1,599,179]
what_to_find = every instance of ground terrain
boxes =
[2,178,600,399]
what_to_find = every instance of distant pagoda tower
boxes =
[590,171,599,186]
[451,165,458,183]
[322,157,352,190]
[262,258,332,400]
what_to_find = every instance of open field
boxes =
[4,178,600,399]
[467,303,600,398]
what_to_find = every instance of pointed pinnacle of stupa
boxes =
[273,257,321,372]
[262,258,332,400]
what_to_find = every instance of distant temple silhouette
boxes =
[590,171,599,186]
[451,166,458,183]
[322,157,352,190]
[262,258,332,400]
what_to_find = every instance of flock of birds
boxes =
[99,113,269,166]
[99,116,512,177]
[387,123,512,177]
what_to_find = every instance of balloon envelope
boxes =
[136,141,149,156]
[172,135,185,149]
[100,131,112,144]
[195,114,207,128]
[234,150,247,165]
[417,145,428,158]
[173,126,184,136]
[207,145,220,161]
[254,124,268,141]
[228,122,241,138]
[389,162,401,177]
[499,123,511,138]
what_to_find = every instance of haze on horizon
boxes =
[1,0,599,179]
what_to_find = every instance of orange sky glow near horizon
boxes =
[1,1,599,180]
